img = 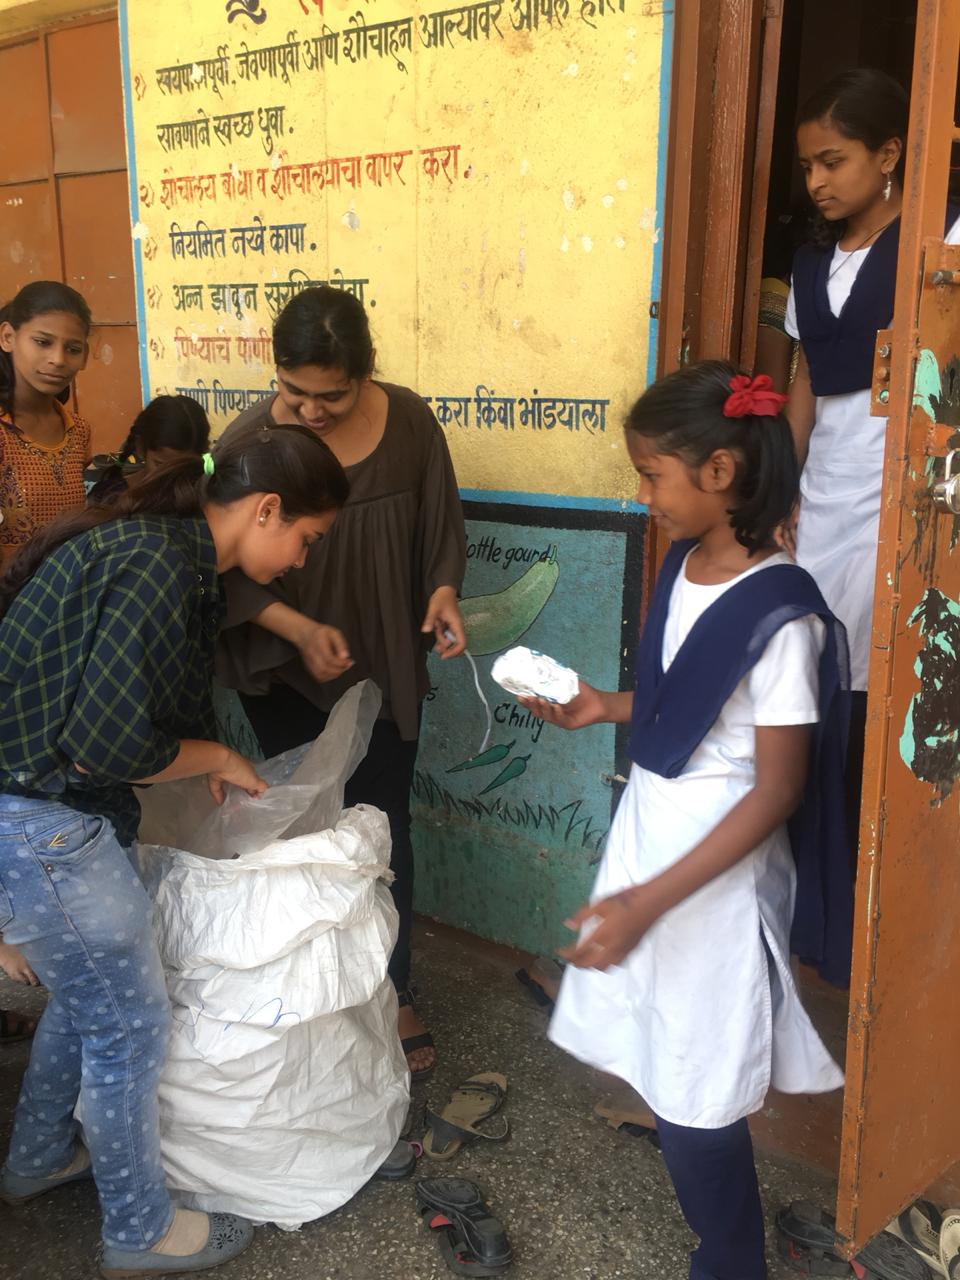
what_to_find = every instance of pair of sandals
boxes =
[888,1200,960,1278]
[409,1072,511,1275]
[776,1199,960,1278]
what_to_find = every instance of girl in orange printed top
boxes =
[0,282,92,568]
[0,281,92,1029]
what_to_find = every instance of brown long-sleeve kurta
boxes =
[215,381,466,741]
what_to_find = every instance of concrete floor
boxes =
[0,920,843,1280]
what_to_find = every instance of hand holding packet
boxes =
[491,645,579,705]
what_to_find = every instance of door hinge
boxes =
[871,329,893,415]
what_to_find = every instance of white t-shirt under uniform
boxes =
[549,551,843,1129]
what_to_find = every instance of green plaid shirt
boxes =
[0,515,221,845]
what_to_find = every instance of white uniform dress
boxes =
[785,216,960,691]
[549,552,844,1130]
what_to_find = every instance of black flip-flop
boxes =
[887,1199,945,1275]
[618,1121,662,1152]
[417,1177,512,1276]
[372,1140,417,1182]
[515,968,554,1011]
[776,1202,851,1275]
[777,1201,929,1279]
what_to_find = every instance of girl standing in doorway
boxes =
[217,286,467,1080]
[786,68,960,849]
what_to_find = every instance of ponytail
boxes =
[625,360,798,553]
[0,421,349,618]
[87,395,213,503]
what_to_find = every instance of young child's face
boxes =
[626,432,731,542]
[274,363,362,436]
[796,116,898,224]
[0,311,88,402]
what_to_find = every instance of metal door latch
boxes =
[932,449,960,514]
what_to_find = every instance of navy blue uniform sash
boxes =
[793,204,959,396]
[628,539,853,984]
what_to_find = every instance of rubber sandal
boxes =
[594,1104,662,1152]
[515,968,553,1010]
[885,1200,946,1276]
[777,1202,929,1279]
[373,1140,417,1182]
[0,1008,38,1044]
[398,988,437,1082]
[423,1074,509,1161]
[938,1210,960,1279]
[417,1177,512,1275]
[515,957,564,1011]
[857,1232,933,1280]
[776,1202,852,1275]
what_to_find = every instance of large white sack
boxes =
[137,682,409,1229]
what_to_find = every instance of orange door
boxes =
[835,0,960,1251]
[0,16,141,453]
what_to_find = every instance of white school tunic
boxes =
[785,216,960,691]
[549,552,843,1130]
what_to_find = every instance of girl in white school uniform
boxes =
[786,68,960,846]
[524,362,851,1280]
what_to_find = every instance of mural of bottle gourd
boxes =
[447,548,559,791]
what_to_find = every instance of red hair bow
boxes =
[723,374,788,419]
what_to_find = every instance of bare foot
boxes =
[398,1001,436,1077]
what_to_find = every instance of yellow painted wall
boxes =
[120,1,669,951]
[123,0,665,504]
[0,0,111,38]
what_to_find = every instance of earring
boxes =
[258,515,267,525]
[883,173,892,201]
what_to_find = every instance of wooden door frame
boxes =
[650,0,782,592]
[657,0,780,378]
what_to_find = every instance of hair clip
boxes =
[723,374,788,419]
[202,452,215,476]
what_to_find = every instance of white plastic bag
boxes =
[137,682,409,1229]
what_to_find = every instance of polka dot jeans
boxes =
[0,795,174,1251]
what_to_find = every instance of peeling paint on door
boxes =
[899,586,960,800]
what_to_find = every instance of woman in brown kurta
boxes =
[217,286,466,1078]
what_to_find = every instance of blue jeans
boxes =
[0,794,174,1250]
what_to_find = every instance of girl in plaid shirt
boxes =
[0,425,348,1278]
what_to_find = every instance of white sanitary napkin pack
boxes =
[135,681,408,1229]
[491,645,580,704]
